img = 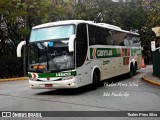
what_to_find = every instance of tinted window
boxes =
[30,25,75,42]
[107,30,127,46]
[76,24,88,67]
[88,24,140,47]
[106,30,140,46]
[89,25,108,45]
[123,34,140,46]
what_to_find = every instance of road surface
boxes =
[0,65,160,120]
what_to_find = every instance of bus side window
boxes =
[89,25,96,45]
[106,29,128,46]
[106,29,113,45]
[76,24,88,67]
[99,28,108,45]
[89,25,105,45]
[90,35,96,45]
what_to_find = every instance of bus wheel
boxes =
[128,64,134,78]
[91,71,99,90]
[133,63,137,76]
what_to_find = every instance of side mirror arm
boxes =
[69,35,76,52]
[17,41,26,57]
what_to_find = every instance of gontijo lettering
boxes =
[97,50,112,57]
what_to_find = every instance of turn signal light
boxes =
[33,65,46,69]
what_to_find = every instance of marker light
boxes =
[33,65,46,69]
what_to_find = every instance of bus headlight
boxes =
[68,82,75,86]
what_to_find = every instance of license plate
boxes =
[45,84,53,87]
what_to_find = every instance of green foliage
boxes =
[143,0,160,27]
[0,0,52,56]
[0,0,158,57]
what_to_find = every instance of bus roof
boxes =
[32,20,139,36]
[32,20,90,29]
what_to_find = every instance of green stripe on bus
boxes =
[28,71,77,78]
[90,48,141,59]
[90,48,121,59]
[28,74,32,78]
[131,48,141,56]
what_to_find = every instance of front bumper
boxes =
[29,78,78,89]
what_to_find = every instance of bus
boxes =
[17,20,142,89]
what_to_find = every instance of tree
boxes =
[0,0,51,56]
[0,0,155,67]
[143,0,160,28]
[0,0,27,55]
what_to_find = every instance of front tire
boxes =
[91,71,99,90]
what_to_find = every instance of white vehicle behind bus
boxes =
[17,20,142,89]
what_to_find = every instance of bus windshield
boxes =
[28,25,75,72]
[28,41,75,72]
[30,25,75,42]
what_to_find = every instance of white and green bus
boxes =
[17,20,142,89]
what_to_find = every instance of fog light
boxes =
[69,82,75,86]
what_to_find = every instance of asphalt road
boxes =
[0,65,160,120]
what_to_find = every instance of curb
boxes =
[142,76,160,86]
[0,77,29,82]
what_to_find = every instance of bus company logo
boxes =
[97,50,112,57]
[127,48,131,56]
[92,48,97,59]
[91,48,113,59]
[121,48,125,56]
[121,48,131,57]
[31,73,39,78]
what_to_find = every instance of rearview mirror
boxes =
[17,41,26,57]
[69,34,76,52]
